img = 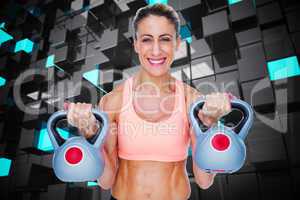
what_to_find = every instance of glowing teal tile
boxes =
[267,56,300,81]
[0,76,6,87]
[36,124,70,151]
[83,69,99,87]
[87,181,98,187]
[14,38,34,54]
[0,22,5,29]
[148,0,168,5]
[180,25,192,43]
[83,69,107,94]
[186,37,192,44]
[0,158,12,176]
[46,55,55,68]
[0,29,13,46]
[228,0,243,5]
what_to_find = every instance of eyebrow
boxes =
[140,34,173,38]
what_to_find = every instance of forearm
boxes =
[192,161,216,189]
[98,147,118,190]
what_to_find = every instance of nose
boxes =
[151,40,161,56]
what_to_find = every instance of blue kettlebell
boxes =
[189,98,254,173]
[47,109,109,182]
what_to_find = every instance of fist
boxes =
[198,93,233,127]
[64,102,99,138]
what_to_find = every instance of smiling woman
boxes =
[132,4,181,77]
[65,3,232,200]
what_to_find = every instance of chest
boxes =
[132,90,177,122]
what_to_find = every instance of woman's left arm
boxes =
[185,86,231,189]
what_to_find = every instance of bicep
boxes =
[98,95,118,154]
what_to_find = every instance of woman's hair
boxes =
[132,3,180,40]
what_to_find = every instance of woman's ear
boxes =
[133,39,139,54]
[175,36,182,51]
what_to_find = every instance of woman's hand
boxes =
[198,92,233,127]
[64,102,100,138]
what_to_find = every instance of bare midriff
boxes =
[111,158,191,200]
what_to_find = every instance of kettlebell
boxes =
[189,97,254,174]
[47,109,109,182]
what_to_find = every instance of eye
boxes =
[161,37,171,42]
[142,38,151,42]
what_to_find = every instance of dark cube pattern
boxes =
[0,0,300,200]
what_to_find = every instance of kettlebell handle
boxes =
[47,109,109,150]
[189,97,254,140]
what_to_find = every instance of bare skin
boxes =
[107,75,191,200]
[96,73,224,200]
[66,14,231,200]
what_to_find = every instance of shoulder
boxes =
[98,79,126,121]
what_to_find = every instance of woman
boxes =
[65,3,231,200]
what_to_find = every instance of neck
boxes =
[135,68,172,92]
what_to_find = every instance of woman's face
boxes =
[134,15,181,77]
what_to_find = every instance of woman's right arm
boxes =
[97,93,119,190]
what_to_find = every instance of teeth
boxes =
[148,58,165,64]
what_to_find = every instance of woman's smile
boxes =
[147,57,167,67]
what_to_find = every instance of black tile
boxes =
[208,30,237,53]
[238,43,267,82]
[227,173,260,200]
[262,25,294,61]
[255,0,273,6]
[213,50,238,73]
[286,10,300,33]
[202,10,229,37]
[259,171,293,200]
[235,27,262,47]
[248,136,287,163]
[205,0,227,11]
[291,32,300,55]
[49,28,67,48]
[241,78,274,109]
[229,0,256,22]
[283,112,300,166]
[257,2,283,25]
[189,180,200,200]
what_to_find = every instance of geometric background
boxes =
[0,0,299,199]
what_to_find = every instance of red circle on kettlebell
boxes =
[65,146,83,165]
[211,134,230,151]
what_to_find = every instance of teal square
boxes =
[46,55,55,68]
[180,25,192,43]
[0,29,13,46]
[36,123,70,151]
[267,56,300,81]
[0,158,12,176]
[14,38,34,54]
[0,76,6,87]
[186,37,192,44]
[148,0,168,5]
[228,0,243,5]
[87,181,98,187]
[83,69,99,87]
[0,22,5,29]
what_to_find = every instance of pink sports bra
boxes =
[117,76,190,162]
